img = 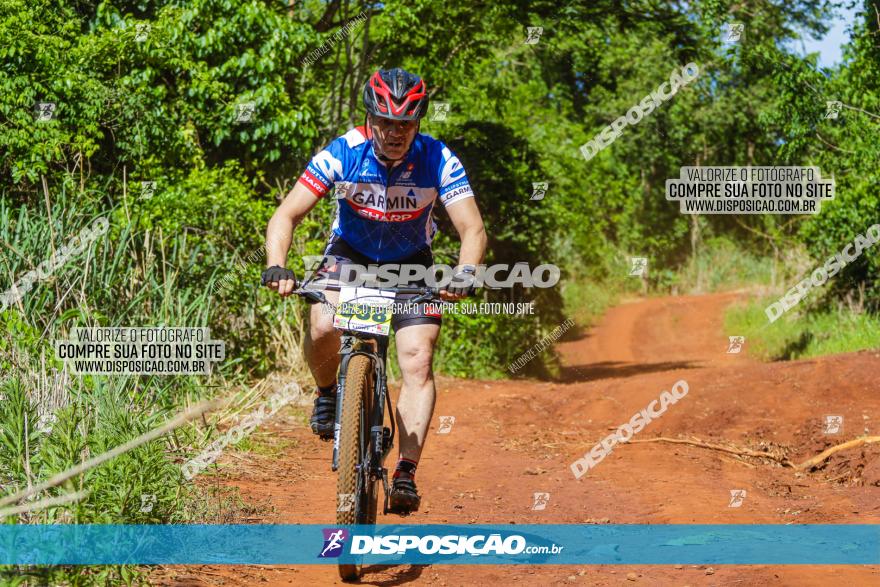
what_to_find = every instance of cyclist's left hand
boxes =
[442,266,477,300]
[439,289,467,301]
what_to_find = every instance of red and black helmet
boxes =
[363,68,429,121]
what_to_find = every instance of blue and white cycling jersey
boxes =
[297,126,475,262]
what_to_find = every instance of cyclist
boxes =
[262,67,487,514]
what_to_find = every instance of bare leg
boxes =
[304,291,341,388]
[393,323,440,462]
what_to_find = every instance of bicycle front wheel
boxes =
[336,353,377,581]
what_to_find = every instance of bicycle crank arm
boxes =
[381,468,390,515]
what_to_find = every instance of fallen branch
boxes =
[795,436,880,470]
[628,437,793,466]
[629,435,880,471]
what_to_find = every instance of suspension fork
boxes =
[370,336,392,474]
[369,337,395,514]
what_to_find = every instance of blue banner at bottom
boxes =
[0,524,877,565]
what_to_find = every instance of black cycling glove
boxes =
[446,266,477,297]
[261,265,296,287]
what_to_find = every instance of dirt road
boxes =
[160,292,880,586]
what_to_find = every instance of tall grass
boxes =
[668,236,777,294]
[0,179,310,584]
[725,299,880,361]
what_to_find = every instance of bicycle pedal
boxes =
[313,426,335,441]
[387,496,419,516]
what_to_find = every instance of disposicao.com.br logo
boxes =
[318,528,563,557]
[318,528,349,558]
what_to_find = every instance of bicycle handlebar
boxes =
[292,283,444,306]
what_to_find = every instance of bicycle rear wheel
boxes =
[336,353,378,581]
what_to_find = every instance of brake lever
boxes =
[297,289,327,305]
[409,292,431,304]
[410,289,444,305]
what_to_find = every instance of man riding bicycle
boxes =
[262,68,487,514]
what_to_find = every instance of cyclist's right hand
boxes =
[261,265,297,296]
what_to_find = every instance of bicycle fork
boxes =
[371,354,394,514]
[331,335,395,513]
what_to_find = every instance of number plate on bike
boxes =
[333,287,396,336]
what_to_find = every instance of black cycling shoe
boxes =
[388,477,420,515]
[309,391,336,440]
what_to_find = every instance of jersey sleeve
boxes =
[297,136,351,198]
[435,142,475,207]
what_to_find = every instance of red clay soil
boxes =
[156,292,880,586]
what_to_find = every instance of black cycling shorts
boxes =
[308,235,442,331]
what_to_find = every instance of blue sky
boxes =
[797,2,859,68]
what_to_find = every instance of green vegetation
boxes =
[726,299,880,360]
[1,0,879,582]
[669,236,776,294]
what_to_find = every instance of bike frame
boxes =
[293,276,441,517]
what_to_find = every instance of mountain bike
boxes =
[293,280,442,581]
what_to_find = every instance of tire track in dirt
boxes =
[159,292,880,586]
